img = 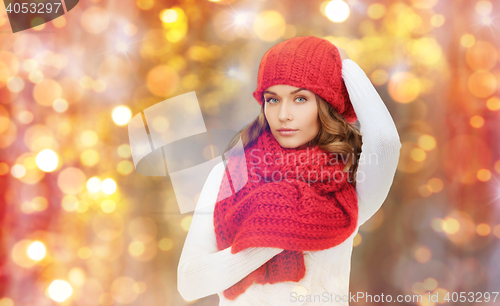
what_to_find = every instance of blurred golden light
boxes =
[325,0,350,23]
[11,164,26,178]
[388,72,420,103]
[111,277,138,304]
[128,217,156,244]
[0,105,9,134]
[161,9,178,23]
[442,217,460,234]
[80,130,98,147]
[187,45,211,62]
[0,298,14,306]
[53,15,66,28]
[423,278,438,291]
[475,0,492,15]
[129,241,145,256]
[397,142,425,173]
[146,65,179,97]
[481,15,492,25]
[0,119,15,148]
[431,218,443,232]
[418,134,436,151]
[370,69,388,86]
[27,241,46,261]
[101,178,117,195]
[12,239,39,268]
[62,195,79,212]
[93,79,106,92]
[80,6,110,34]
[0,162,8,175]
[166,29,183,43]
[101,199,116,213]
[48,280,73,302]
[418,184,432,197]
[112,106,132,126]
[80,149,100,167]
[53,98,68,112]
[352,233,362,247]
[253,11,286,42]
[476,169,491,182]
[367,3,386,20]
[28,70,44,83]
[136,0,154,10]
[36,149,59,172]
[427,177,443,193]
[117,144,132,158]
[80,75,93,89]
[460,34,475,48]
[430,14,445,27]
[58,167,87,195]
[493,224,500,238]
[87,177,102,193]
[411,282,425,294]
[415,246,431,263]
[408,37,442,66]
[14,153,44,186]
[115,41,129,53]
[159,238,174,251]
[133,282,147,294]
[68,268,86,287]
[30,196,48,212]
[486,97,500,110]
[117,160,134,175]
[33,79,63,107]
[77,247,92,259]
[410,147,426,162]
[76,200,89,213]
[470,115,485,128]
[466,41,497,71]
[468,71,497,98]
[23,59,38,72]
[124,23,138,36]
[476,223,490,236]
[32,18,46,31]
[18,110,34,124]
[410,0,438,9]
[7,76,24,92]
[181,216,192,231]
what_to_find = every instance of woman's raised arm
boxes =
[177,161,284,301]
[341,59,402,226]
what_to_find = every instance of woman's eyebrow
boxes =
[264,88,308,95]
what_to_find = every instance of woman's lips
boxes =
[277,129,298,136]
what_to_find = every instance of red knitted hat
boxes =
[253,36,357,124]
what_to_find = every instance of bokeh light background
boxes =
[1,0,500,305]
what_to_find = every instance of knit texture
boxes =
[252,36,357,124]
[213,127,358,300]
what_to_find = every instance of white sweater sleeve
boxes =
[177,161,284,301]
[341,59,402,227]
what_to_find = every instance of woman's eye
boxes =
[266,97,278,104]
[295,96,307,103]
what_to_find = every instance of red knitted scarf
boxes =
[213,127,358,300]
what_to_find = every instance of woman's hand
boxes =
[337,46,349,61]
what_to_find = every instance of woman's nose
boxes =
[278,100,293,122]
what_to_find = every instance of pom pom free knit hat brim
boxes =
[252,36,357,124]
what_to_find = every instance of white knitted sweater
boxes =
[177,59,402,306]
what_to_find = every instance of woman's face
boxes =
[264,84,320,149]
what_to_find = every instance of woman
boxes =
[177,36,402,306]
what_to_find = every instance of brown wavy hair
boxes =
[222,93,363,187]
